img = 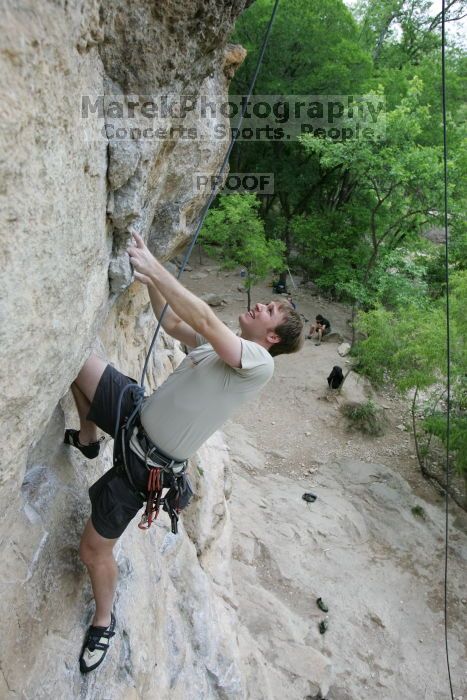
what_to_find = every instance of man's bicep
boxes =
[200,317,242,368]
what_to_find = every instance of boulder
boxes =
[201,293,225,307]
[338,342,351,356]
[339,370,375,404]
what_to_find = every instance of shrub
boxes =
[411,505,426,519]
[340,400,385,436]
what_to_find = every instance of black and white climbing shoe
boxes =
[64,429,101,460]
[79,613,116,673]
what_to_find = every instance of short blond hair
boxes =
[269,302,304,357]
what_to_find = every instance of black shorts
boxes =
[86,365,149,539]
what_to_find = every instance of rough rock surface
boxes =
[224,420,467,700]
[184,260,466,700]
[0,0,249,499]
[201,292,226,307]
[0,2,253,697]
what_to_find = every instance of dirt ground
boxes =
[182,249,467,699]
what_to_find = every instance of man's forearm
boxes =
[148,259,212,333]
[147,283,176,329]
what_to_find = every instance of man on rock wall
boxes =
[65,232,303,672]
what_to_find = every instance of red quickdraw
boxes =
[138,467,163,530]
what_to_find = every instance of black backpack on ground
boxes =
[327,365,344,389]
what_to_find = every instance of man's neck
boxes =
[239,332,270,350]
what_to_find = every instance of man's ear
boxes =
[266,331,281,346]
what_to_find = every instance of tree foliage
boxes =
[229,0,465,297]
[296,78,444,301]
[218,0,467,491]
[354,272,466,477]
[353,304,446,390]
[232,0,372,95]
[199,194,285,308]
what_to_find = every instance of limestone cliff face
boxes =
[0,2,249,696]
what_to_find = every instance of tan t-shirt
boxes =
[140,336,274,460]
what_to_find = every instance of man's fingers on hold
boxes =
[134,271,150,285]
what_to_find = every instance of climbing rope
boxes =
[440,1,454,697]
[112,0,281,489]
[124,3,456,694]
[139,0,281,388]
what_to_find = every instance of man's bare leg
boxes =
[71,383,98,445]
[69,358,117,624]
[66,354,108,452]
[79,519,118,627]
[75,353,108,404]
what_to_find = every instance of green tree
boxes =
[354,272,467,505]
[297,78,444,330]
[229,0,373,253]
[353,304,448,482]
[355,0,467,66]
[423,272,467,486]
[233,0,372,95]
[199,194,285,309]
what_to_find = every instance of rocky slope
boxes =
[186,258,467,700]
[0,2,253,697]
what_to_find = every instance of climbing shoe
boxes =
[79,613,116,673]
[64,429,101,460]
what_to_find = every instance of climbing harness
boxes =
[111,383,191,534]
[111,0,281,535]
[133,421,191,533]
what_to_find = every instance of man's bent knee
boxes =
[79,519,117,567]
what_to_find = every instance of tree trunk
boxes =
[411,387,426,476]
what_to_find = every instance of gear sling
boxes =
[113,383,193,534]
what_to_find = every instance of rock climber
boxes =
[64,232,304,673]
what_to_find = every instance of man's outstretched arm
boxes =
[146,282,201,348]
[128,233,242,368]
